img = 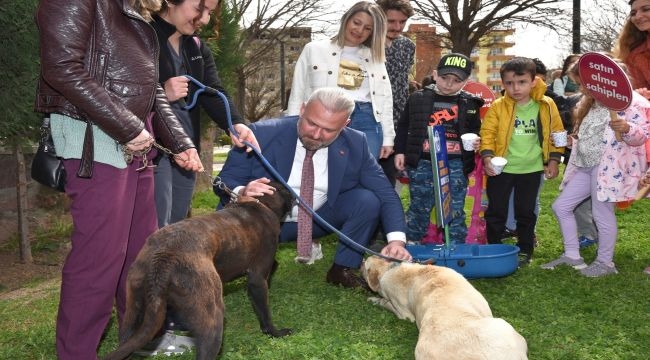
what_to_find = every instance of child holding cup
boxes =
[479,57,565,266]
[541,57,650,277]
[394,53,484,243]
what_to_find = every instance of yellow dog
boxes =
[362,256,528,360]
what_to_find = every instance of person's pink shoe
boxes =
[644,266,650,275]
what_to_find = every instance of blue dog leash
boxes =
[182,75,404,263]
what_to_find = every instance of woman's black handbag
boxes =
[31,117,66,192]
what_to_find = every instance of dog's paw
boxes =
[368,297,386,306]
[264,326,293,337]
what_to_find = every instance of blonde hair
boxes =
[130,0,162,21]
[334,1,387,63]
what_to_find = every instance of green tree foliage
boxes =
[197,3,243,100]
[0,0,41,143]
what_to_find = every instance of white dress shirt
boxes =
[285,140,329,222]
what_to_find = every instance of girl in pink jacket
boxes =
[541,58,650,277]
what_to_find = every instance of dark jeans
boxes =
[379,153,397,187]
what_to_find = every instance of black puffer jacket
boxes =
[395,85,484,176]
[34,0,193,155]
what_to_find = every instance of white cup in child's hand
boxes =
[490,156,507,175]
[461,133,479,151]
[551,130,568,147]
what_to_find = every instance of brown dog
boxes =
[362,256,528,360]
[103,181,293,360]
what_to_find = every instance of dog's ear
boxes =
[254,182,293,219]
[363,257,382,292]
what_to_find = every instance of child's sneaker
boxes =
[540,255,587,270]
[517,253,532,268]
[643,266,650,275]
[578,236,598,248]
[580,261,618,277]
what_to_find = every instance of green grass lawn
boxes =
[2,173,650,359]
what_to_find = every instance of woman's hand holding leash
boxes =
[173,148,204,172]
[164,76,190,102]
[125,129,154,152]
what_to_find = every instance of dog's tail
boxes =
[102,298,167,360]
[102,260,172,360]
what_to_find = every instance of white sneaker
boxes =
[134,330,195,356]
[294,242,323,265]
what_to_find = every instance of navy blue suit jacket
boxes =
[217,116,406,234]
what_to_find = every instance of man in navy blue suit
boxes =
[215,87,412,289]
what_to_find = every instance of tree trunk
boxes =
[236,68,247,118]
[15,143,32,263]
[196,122,217,191]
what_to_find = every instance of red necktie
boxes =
[297,149,315,259]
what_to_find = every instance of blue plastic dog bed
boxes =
[406,243,520,279]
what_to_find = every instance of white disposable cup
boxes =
[552,130,568,147]
[460,133,478,151]
[491,156,508,175]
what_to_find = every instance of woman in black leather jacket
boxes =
[34,1,203,358]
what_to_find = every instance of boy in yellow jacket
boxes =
[479,57,565,266]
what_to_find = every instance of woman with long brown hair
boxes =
[614,0,650,97]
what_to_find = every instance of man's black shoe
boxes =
[326,264,370,290]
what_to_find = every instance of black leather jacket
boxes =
[34,0,194,156]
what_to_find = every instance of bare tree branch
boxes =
[226,0,336,120]
[581,0,628,52]
[411,0,569,54]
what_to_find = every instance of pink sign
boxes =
[578,52,632,111]
[463,81,496,119]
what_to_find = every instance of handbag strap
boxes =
[76,121,94,178]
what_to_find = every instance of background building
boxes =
[470,29,515,94]
[405,25,515,94]
[406,24,441,84]
[248,27,312,120]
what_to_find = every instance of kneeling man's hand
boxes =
[381,241,412,262]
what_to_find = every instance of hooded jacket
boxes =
[479,77,564,164]
[561,93,650,202]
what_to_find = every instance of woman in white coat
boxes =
[286,1,394,159]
